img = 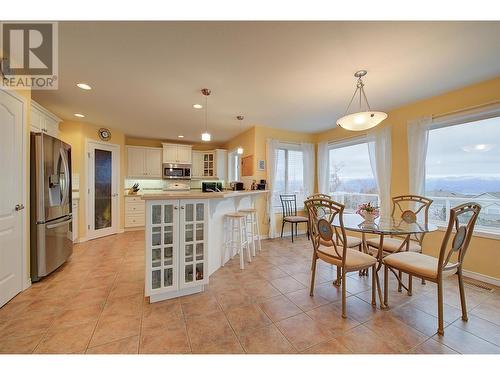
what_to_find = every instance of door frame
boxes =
[85,139,121,240]
[0,88,29,291]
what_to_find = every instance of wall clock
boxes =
[98,128,111,141]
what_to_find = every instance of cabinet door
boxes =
[44,117,59,137]
[177,145,192,164]
[215,149,227,180]
[179,199,208,288]
[163,145,178,163]
[145,148,162,177]
[191,151,203,178]
[147,202,179,294]
[30,108,42,132]
[127,147,146,177]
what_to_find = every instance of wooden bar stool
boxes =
[238,208,262,257]
[222,212,252,270]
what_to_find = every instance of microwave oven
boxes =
[162,163,191,179]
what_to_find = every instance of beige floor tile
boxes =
[239,324,296,354]
[301,337,352,354]
[433,325,500,354]
[89,315,141,348]
[0,314,55,339]
[306,303,361,335]
[311,282,348,302]
[331,296,380,323]
[285,289,331,311]
[101,293,144,318]
[140,320,191,354]
[335,325,398,354]
[181,293,222,318]
[259,295,302,322]
[0,334,44,354]
[242,279,281,302]
[271,276,307,294]
[452,315,500,347]
[86,336,139,354]
[276,313,334,351]
[215,288,254,311]
[409,339,458,354]
[471,301,500,326]
[55,304,103,328]
[389,303,449,337]
[35,321,96,354]
[225,303,272,335]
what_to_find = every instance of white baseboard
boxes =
[23,277,32,291]
[462,269,500,287]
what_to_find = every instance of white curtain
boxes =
[317,141,329,194]
[266,139,280,238]
[407,116,432,196]
[367,126,392,217]
[301,142,315,199]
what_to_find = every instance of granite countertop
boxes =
[141,190,269,200]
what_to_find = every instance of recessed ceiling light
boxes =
[177,135,184,138]
[193,104,203,109]
[76,83,92,90]
[74,113,85,118]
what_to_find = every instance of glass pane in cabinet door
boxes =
[152,248,161,268]
[185,223,193,242]
[164,268,173,287]
[185,244,193,262]
[196,203,204,221]
[152,227,161,246]
[152,205,161,224]
[185,264,193,283]
[164,226,173,245]
[152,270,161,289]
[196,243,204,261]
[164,247,173,266]
[185,204,194,222]
[164,205,173,224]
[196,263,204,281]
[196,223,204,241]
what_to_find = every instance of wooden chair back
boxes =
[438,202,481,274]
[307,193,332,200]
[392,195,433,244]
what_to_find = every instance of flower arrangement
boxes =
[356,202,380,223]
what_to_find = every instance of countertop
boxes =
[140,190,268,200]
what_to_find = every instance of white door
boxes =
[145,148,162,177]
[87,141,120,240]
[127,147,145,177]
[0,90,25,307]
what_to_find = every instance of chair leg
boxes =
[398,270,403,292]
[291,222,294,242]
[309,254,317,296]
[457,268,468,322]
[334,266,341,287]
[341,268,347,318]
[280,221,285,238]
[408,275,413,296]
[437,280,444,335]
[384,264,389,307]
[371,264,376,306]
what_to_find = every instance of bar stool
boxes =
[222,212,252,270]
[238,208,261,257]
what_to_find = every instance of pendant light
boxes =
[336,70,387,131]
[236,115,244,155]
[201,88,211,141]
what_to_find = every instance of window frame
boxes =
[273,143,305,212]
[227,149,241,182]
[424,107,500,239]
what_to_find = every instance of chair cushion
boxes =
[366,237,421,253]
[318,246,377,271]
[284,215,308,223]
[383,252,457,279]
[320,236,362,248]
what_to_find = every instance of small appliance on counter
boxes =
[163,181,191,191]
[257,179,267,190]
[202,181,223,192]
[230,181,245,191]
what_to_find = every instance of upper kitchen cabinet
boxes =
[162,143,192,164]
[127,146,162,178]
[30,101,61,138]
[191,149,227,180]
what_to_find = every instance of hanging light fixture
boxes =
[236,115,244,155]
[201,88,211,141]
[336,70,387,131]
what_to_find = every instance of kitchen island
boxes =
[141,190,268,302]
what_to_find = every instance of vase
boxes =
[361,211,376,223]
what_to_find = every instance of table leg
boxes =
[376,233,387,309]
[359,232,369,277]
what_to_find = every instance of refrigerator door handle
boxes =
[59,148,71,207]
[46,216,72,229]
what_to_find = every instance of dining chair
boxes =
[307,193,332,200]
[305,197,378,318]
[280,194,309,242]
[382,202,481,335]
[366,194,433,289]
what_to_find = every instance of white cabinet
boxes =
[125,196,145,228]
[191,151,203,178]
[191,149,227,180]
[30,101,61,137]
[215,149,228,181]
[146,199,208,299]
[162,143,192,164]
[126,146,162,178]
[71,199,79,242]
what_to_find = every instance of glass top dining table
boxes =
[331,214,438,309]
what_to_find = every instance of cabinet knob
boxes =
[174,206,178,210]
[180,206,185,210]
[15,204,25,211]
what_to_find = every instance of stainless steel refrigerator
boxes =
[30,132,73,282]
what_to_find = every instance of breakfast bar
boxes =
[141,190,267,303]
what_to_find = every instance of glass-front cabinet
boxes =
[146,199,208,297]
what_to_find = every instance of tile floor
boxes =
[1,231,500,354]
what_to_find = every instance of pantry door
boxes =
[0,89,25,307]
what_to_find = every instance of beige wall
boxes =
[59,121,126,239]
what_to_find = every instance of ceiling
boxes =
[33,21,500,143]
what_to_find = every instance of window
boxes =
[425,115,500,234]
[328,138,378,212]
[227,150,240,182]
[273,146,305,209]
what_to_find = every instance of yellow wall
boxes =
[59,121,126,239]
[314,76,500,280]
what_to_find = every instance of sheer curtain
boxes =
[301,142,315,199]
[367,126,392,216]
[407,116,432,196]
[266,139,280,238]
[317,141,329,194]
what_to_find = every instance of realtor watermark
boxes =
[1,22,58,90]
